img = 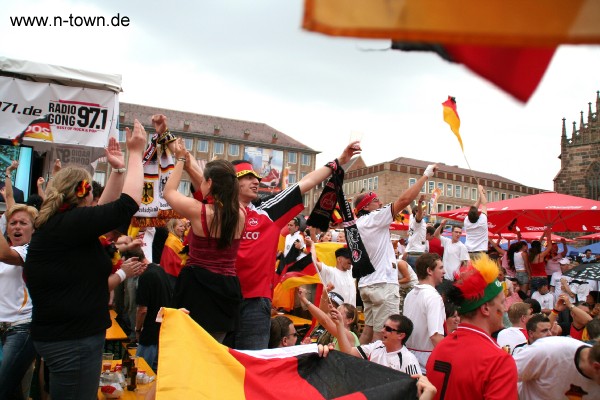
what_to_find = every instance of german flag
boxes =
[442,96,463,151]
[280,255,320,291]
[160,232,188,278]
[11,115,53,146]
[157,308,418,399]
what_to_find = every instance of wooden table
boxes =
[274,313,312,327]
[105,311,128,357]
[98,356,155,399]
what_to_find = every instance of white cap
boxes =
[559,257,571,265]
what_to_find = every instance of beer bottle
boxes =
[121,351,132,379]
[127,365,138,391]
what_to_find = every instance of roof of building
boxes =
[389,156,525,186]
[119,102,317,153]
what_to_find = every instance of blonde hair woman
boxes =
[23,120,146,400]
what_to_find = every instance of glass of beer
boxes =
[102,353,114,372]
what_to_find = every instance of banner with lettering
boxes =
[0,76,118,154]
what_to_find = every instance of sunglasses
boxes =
[383,325,400,333]
[288,332,298,337]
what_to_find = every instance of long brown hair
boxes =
[35,166,91,229]
[204,160,240,249]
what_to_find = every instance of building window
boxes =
[494,191,499,201]
[351,181,355,193]
[501,193,507,200]
[409,178,416,187]
[587,162,600,200]
[446,204,453,211]
[486,190,492,200]
[288,152,297,164]
[178,180,191,196]
[303,194,309,207]
[428,181,435,193]
[447,184,453,197]
[374,176,379,190]
[437,182,444,193]
[368,178,373,190]
[455,185,461,198]
[363,179,367,191]
[93,171,106,186]
[184,138,193,151]
[471,188,477,200]
[197,140,208,152]
[455,205,461,209]
[463,186,469,199]
[437,203,443,213]
[118,129,126,143]
[421,184,426,193]
[509,194,514,199]
[214,142,224,155]
[301,154,311,166]
[301,172,307,179]
[288,172,297,184]
[228,143,240,156]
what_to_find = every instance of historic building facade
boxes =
[96,102,319,209]
[314,156,543,216]
[554,91,600,200]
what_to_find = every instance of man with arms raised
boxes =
[464,184,488,258]
[353,164,437,344]
[230,144,361,349]
[426,255,517,399]
[404,253,446,373]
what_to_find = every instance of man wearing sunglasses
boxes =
[332,310,421,375]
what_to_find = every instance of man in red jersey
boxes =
[426,255,518,400]
[231,143,360,350]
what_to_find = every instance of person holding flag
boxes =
[354,164,438,345]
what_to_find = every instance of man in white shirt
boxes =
[497,302,532,354]
[404,253,446,373]
[434,220,469,281]
[531,282,554,315]
[353,164,438,345]
[332,312,421,375]
[282,217,306,261]
[514,337,600,399]
[405,195,428,269]
[464,184,488,257]
[550,258,576,303]
[306,237,356,306]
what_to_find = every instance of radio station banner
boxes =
[0,76,118,151]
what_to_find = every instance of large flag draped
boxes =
[157,308,418,399]
[442,96,463,151]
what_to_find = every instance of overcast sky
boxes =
[2,0,600,190]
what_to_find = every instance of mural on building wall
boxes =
[244,146,284,193]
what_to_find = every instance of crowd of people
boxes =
[1,113,599,399]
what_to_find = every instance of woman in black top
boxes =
[24,120,146,400]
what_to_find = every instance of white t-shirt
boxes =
[496,327,527,354]
[319,262,356,306]
[0,245,31,322]
[439,236,469,280]
[531,291,554,311]
[464,213,488,252]
[405,214,427,253]
[284,231,306,261]
[404,284,446,373]
[514,252,526,272]
[515,336,600,400]
[550,272,575,303]
[356,204,399,287]
[398,262,418,289]
[357,340,422,375]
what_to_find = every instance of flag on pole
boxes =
[442,96,463,152]
[280,255,321,290]
[157,308,418,399]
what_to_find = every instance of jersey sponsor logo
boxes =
[247,217,259,227]
[242,231,260,240]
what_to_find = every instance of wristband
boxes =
[423,164,435,178]
[113,168,126,173]
[176,157,186,163]
[116,269,127,283]
[325,159,340,171]
[551,308,559,315]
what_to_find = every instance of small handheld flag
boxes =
[442,96,463,152]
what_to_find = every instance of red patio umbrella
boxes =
[434,192,600,234]
[389,222,409,231]
[575,232,600,240]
